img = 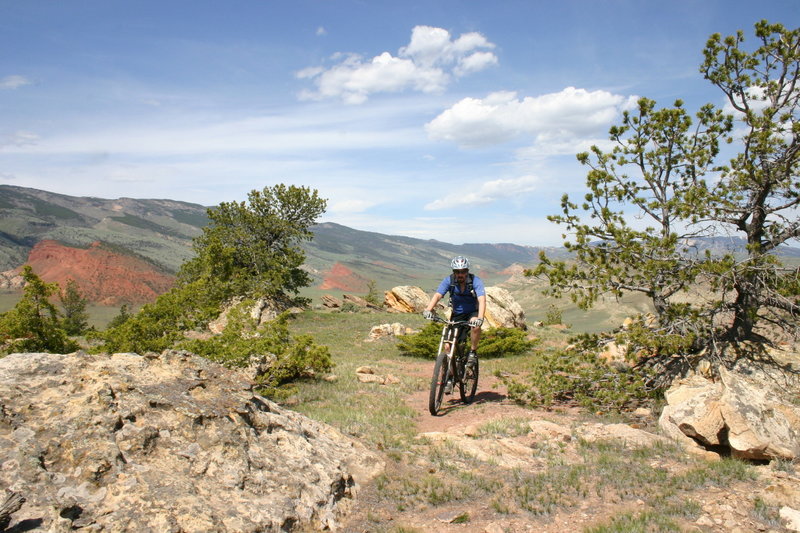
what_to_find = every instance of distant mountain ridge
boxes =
[0,185,561,303]
[0,184,207,274]
[303,222,563,286]
[1,185,797,304]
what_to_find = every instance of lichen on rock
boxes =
[0,350,383,532]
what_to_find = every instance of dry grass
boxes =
[285,308,770,532]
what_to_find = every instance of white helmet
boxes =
[450,256,470,270]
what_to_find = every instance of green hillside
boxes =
[0,186,559,294]
[3,185,796,332]
[0,184,208,273]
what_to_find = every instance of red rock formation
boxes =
[319,262,368,292]
[25,240,175,305]
[499,264,525,276]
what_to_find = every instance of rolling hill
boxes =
[2,185,797,316]
[0,184,207,274]
[0,185,557,304]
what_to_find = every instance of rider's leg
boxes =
[470,324,481,352]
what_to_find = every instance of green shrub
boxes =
[396,322,536,359]
[106,304,133,330]
[178,305,332,399]
[543,304,563,326]
[0,266,78,354]
[504,338,657,410]
[91,184,331,397]
[339,301,362,313]
[59,279,89,335]
[364,280,381,306]
[92,279,221,354]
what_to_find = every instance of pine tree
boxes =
[60,279,89,335]
[0,266,77,353]
[533,20,799,361]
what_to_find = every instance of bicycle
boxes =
[426,315,479,416]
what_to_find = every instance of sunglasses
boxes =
[453,269,468,274]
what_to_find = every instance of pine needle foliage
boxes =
[530,20,800,375]
[504,335,658,410]
[59,279,89,335]
[96,184,327,357]
[0,266,78,354]
[179,306,332,399]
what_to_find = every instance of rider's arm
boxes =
[476,294,486,323]
[426,277,450,312]
[425,291,443,313]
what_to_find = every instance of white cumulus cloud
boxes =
[425,174,539,210]
[425,87,638,152]
[297,25,497,104]
[0,75,31,90]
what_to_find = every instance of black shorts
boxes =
[452,311,478,322]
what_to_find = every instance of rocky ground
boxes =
[333,363,799,533]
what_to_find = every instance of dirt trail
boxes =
[409,373,536,434]
[334,357,794,533]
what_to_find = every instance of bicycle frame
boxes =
[427,316,479,415]
[434,317,470,380]
[436,322,467,361]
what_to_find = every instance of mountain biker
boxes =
[423,256,486,375]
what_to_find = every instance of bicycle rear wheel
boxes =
[459,356,479,404]
[428,352,450,416]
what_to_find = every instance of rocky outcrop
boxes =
[320,294,380,311]
[384,286,429,313]
[354,366,401,385]
[484,286,526,330]
[383,285,526,330]
[0,351,383,532]
[321,294,342,308]
[0,270,24,291]
[659,362,800,460]
[342,294,381,311]
[208,297,300,334]
[367,323,416,341]
[319,263,369,292]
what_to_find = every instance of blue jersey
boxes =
[436,274,486,315]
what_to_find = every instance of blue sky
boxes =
[1,1,797,246]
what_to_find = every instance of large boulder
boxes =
[384,286,429,313]
[659,361,800,460]
[484,286,526,330]
[0,351,383,532]
[367,322,416,341]
[0,269,24,291]
[383,285,527,330]
[208,296,297,334]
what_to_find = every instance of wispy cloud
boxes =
[426,88,638,151]
[425,175,539,210]
[327,198,377,214]
[0,131,39,148]
[297,25,497,104]
[0,104,430,156]
[0,75,31,90]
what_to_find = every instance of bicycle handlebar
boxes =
[426,315,472,327]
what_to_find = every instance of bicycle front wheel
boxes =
[429,352,450,416]
[459,357,479,404]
